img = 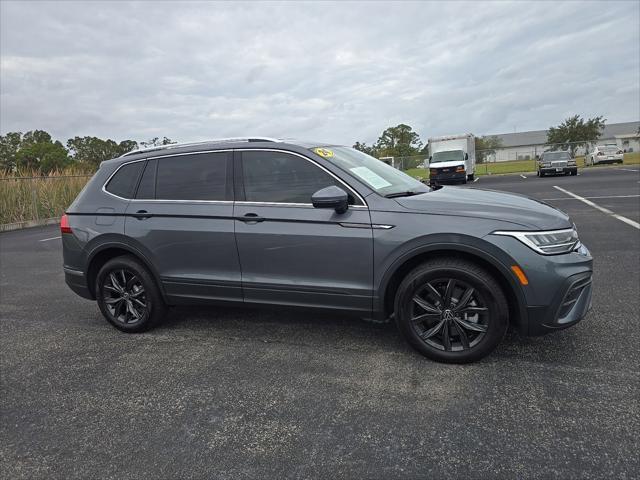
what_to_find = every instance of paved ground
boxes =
[1,166,639,479]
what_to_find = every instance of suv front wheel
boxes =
[394,258,508,363]
[96,255,167,332]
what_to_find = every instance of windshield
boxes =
[543,152,571,161]
[431,150,464,163]
[310,146,429,197]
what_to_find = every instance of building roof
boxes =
[490,121,639,148]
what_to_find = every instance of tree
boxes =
[374,124,423,158]
[0,131,22,171]
[140,136,176,148]
[352,141,378,157]
[67,136,138,167]
[475,135,504,164]
[547,115,606,156]
[15,134,70,173]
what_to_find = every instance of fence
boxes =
[0,174,92,226]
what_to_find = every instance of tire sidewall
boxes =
[395,263,508,363]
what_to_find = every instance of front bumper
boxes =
[485,235,593,336]
[430,171,466,184]
[539,166,577,175]
[526,271,592,335]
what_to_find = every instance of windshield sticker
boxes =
[350,167,392,189]
[313,148,334,158]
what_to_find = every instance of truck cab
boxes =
[428,134,476,185]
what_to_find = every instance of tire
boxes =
[96,255,167,332]
[467,173,475,181]
[571,169,577,176]
[462,179,467,184]
[394,258,509,364]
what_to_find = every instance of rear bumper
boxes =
[64,267,93,300]
[593,155,623,164]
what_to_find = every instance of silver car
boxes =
[586,145,624,165]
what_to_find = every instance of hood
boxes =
[429,160,465,169]
[395,186,572,230]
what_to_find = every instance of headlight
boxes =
[492,227,580,255]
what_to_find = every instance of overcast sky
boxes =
[1,1,638,146]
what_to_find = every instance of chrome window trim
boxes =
[102,148,368,208]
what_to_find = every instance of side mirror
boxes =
[464,153,468,161]
[428,156,432,162]
[535,154,540,160]
[312,186,349,214]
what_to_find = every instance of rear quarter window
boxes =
[105,161,145,199]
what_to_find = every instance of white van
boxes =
[428,134,476,184]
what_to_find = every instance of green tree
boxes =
[67,136,138,167]
[375,124,423,157]
[352,141,378,157]
[475,135,504,164]
[0,131,23,171]
[372,124,423,168]
[547,115,606,156]
[16,136,70,173]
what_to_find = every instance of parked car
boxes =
[536,151,577,177]
[585,145,624,165]
[62,138,593,364]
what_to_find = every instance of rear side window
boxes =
[105,162,145,199]
[156,153,229,201]
[136,159,157,199]
[241,151,345,204]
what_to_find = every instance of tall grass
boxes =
[0,169,93,225]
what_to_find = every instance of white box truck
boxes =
[428,133,476,184]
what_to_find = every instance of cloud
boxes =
[1,0,638,145]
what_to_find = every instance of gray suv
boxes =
[62,138,593,363]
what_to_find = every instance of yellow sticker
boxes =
[313,147,334,158]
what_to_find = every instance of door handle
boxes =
[238,213,264,223]
[131,210,152,220]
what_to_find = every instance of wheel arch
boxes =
[85,241,168,302]
[378,243,528,334]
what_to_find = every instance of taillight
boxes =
[597,151,604,156]
[60,214,72,234]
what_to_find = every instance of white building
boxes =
[484,121,639,162]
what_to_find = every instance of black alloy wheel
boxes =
[96,255,166,332]
[395,258,508,363]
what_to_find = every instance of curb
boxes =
[0,218,60,232]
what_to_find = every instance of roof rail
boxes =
[120,137,282,157]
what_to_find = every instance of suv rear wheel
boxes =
[394,258,508,363]
[96,255,167,332]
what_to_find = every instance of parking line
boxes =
[541,194,640,201]
[553,186,639,230]
[618,168,639,172]
[520,174,527,179]
[39,236,61,242]
[473,177,479,183]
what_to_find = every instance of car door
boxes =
[233,149,374,314]
[123,150,243,304]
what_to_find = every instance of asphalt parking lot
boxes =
[1,165,639,479]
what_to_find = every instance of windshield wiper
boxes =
[384,190,422,198]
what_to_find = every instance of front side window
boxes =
[241,151,356,204]
[156,153,228,201]
[105,161,145,198]
[311,146,429,197]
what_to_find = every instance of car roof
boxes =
[100,137,343,168]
